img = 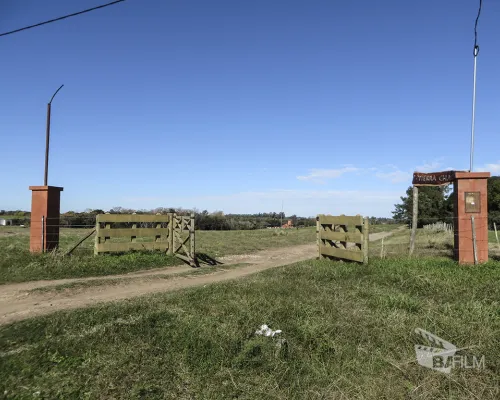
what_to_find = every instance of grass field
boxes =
[1,257,498,399]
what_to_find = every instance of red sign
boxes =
[412,171,456,186]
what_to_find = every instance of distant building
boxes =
[0,219,13,226]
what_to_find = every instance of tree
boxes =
[488,176,500,228]
[392,185,453,228]
[393,177,500,228]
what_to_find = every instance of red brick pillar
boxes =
[29,186,64,253]
[453,172,490,264]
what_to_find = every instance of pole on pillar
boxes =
[44,84,64,186]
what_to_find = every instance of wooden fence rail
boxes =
[316,214,369,264]
[94,213,195,264]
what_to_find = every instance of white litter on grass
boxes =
[255,324,289,357]
[255,324,282,337]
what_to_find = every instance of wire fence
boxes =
[2,215,500,260]
[0,217,96,255]
[2,216,194,255]
[28,217,96,254]
[373,216,500,260]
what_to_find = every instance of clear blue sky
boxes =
[1,0,499,217]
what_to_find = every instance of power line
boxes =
[0,0,126,38]
[473,0,483,56]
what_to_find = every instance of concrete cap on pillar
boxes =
[454,172,490,179]
[29,186,64,191]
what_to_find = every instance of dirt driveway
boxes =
[0,230,398,326]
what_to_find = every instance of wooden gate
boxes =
[171,214,196,265]
[316,214,369,264]
[94,213,195,264]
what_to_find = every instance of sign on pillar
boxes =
[29,186,64,253]
[453,172,490,264]
[411,171,490,264]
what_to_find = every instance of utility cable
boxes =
[0,0,125,38]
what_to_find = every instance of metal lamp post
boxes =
[44,84,64,186]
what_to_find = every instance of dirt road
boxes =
[0,230,398,326]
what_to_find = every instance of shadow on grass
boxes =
[195,253,224,267]
[489,254,500,261]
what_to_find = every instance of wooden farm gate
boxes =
[94,213,195,265]
[316,214,369,264]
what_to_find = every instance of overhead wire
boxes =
[473,0,482,56]
[0,0,125,38]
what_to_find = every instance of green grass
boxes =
[195,227,316,258]
[0,226,316,284]
[0,250,181,285]
[1,257,498,399]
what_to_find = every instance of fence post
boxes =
[190,212,195,259]
[168,213,174,255]
[380,237,384,259]
[409,185,418,255]
[94,215,100,256]
[363,217,369,264]
[316,215,322,260]
[471,216,477,265]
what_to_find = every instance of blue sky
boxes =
[1,0,499,217]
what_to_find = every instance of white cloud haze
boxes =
[297,167,360,184]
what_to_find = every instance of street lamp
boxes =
[44,84,64,186]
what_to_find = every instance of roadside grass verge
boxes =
[1,257,498,399]
[0,250,181,285]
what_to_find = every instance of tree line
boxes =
[2,207,396,230]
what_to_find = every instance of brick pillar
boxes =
[29,186,64,253]
[453,172,490,264]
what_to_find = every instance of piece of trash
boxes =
[255,324,282,337]
[255,324,289,358]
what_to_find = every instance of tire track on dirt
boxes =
[0,229,400,326]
